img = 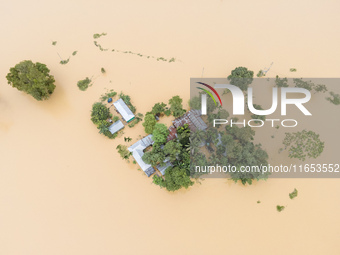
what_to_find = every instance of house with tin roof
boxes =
[128,135,155,177]
[108,120,125,134]
[113,98,135,123]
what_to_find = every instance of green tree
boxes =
[275,75,289,87]
[282,130,324,161]
[77,77,92,91]
[190,94,217,113]
[152,166,194,191]
[289,188,298,199]
[91,102,111,124]
[228,142,269,185]
[164,140,182,162]
[293,78,314,91]
[250,104,266,123]
[152,123,169,144]
[6,60,56,100]
[142,113,157,134]
[227,66,254,91]
[116,144,131,160]
[169,95,186,117]
[326,91,340,105]
[151,102,167,116]
[142,143,165,166]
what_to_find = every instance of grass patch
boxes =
[100,89,117,102]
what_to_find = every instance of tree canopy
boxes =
[169,95,186,117]
[6,60,56,100]
[152,123,169,144]
[91,102,111,124]
[143,113,157,134]
[152,166,194,192]
[227,66,254,91]
[282,130,324,161]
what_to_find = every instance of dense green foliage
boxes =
[152,123,169,144]
[250,104,266,123]
[116,145,131,160]
[190,93,218,113]
[289,188,298,199]
[119,92,136,113]
[91,102,111,124]
[142,143,165,166]
[275,75,289,87]
[72,51,78,56]
[100,89,117,102]
[282,130,324,161]
[152,166,194,192]
[143,113,157,134]
[151,102,167,116]
[6,60,56,101]
[276,205,285,212]
[293,78,327,93]
[326,91,340,105]
[227,66,254,91]
[168,95,186,117]
[90,102,117,139]
[164,140,182,162]
[77,77,92,91]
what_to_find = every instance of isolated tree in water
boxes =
[282,130,324,161]
[227,66,254,91]
[6,60,56,100]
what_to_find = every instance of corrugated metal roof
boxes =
[108,120,125,134]
[113,98,135,122]
[128,135,155,177]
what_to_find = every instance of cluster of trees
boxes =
[293,78,328,93]
[142,123,193,191]
[142,96,186,134]
[77,77,92,91]
[327,91,340,105]
[282,130,324,161]
[6,60,56,100]
[116,144,131,160]
[227,66,254,91]
[90,102,117,139]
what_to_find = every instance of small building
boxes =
[113,98,135,123]
[128,135,155,177]
[108,120,124,134]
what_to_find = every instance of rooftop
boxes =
[113,98,135,123]
[128,134,155,177]
[108,120,124,134]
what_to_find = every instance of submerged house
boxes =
[128,135,155,177]
[108,120,124,134]
[113,98,135,123]
[167,109,208,141]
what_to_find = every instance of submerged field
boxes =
[0,0,340,254]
